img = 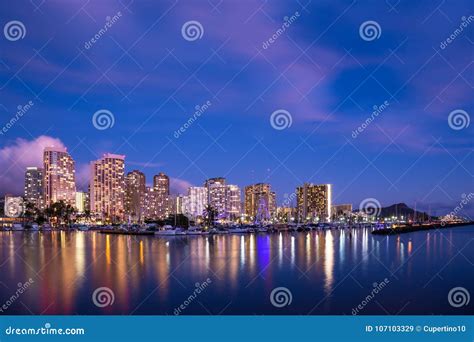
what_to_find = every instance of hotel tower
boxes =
[90,153,126,222]
[43,147,76,206]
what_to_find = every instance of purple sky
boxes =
[0,1,472,217]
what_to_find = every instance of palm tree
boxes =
[203,205,217,227]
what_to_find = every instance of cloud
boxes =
[0,136,66,195]
[76,163,91,192]
[170,177,193,195]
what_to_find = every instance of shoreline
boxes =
[371,221,473,235]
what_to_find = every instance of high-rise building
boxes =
[125,170,146,222]
[43,147,76,207]
[204,177,227,219]
[171,194,186,215]
[24,167,44,208]
[153,172,170,219]
[75,191,88,213]
[226,184,241,220]
[90,154,125,222]
[143,187,158,220]
[296,183,332,222]
[244,183,276,222]
[184,186,208,219]
[332,204,352,218]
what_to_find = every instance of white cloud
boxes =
[0,136,66,195]
[170,177,193,195]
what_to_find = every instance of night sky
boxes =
[0,1,472,217]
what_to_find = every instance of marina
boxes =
[0,225,472,315]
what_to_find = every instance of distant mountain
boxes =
[359,203,433,220]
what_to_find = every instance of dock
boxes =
[99,230,155,236]
[371,222,473,235]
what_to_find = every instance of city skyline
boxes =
[0,1,472,218]
[0,140,471,218]
[0,0,472,324]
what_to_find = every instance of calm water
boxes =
[0,226,473,315]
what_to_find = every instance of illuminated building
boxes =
[172,195,186,215]
[90,153,125,222]
[244,183,276,222]
[332,204,352,218]
[75,192,88,213]
[43,147,76,206]
[296,183,332,222]
[226,184,241,220]
[125,170,146,222]
[204,177,227,219]
[184,186,208,219]
[24,167,43,208]
[153,172,170,219]
[276,206,295,222]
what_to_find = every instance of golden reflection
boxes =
[324,231,334,294]
[105,235,111,264]
[139,240,144,265]
[240,235,245,266]
[75,232,85,278]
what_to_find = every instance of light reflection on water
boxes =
[0,226,472,315]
